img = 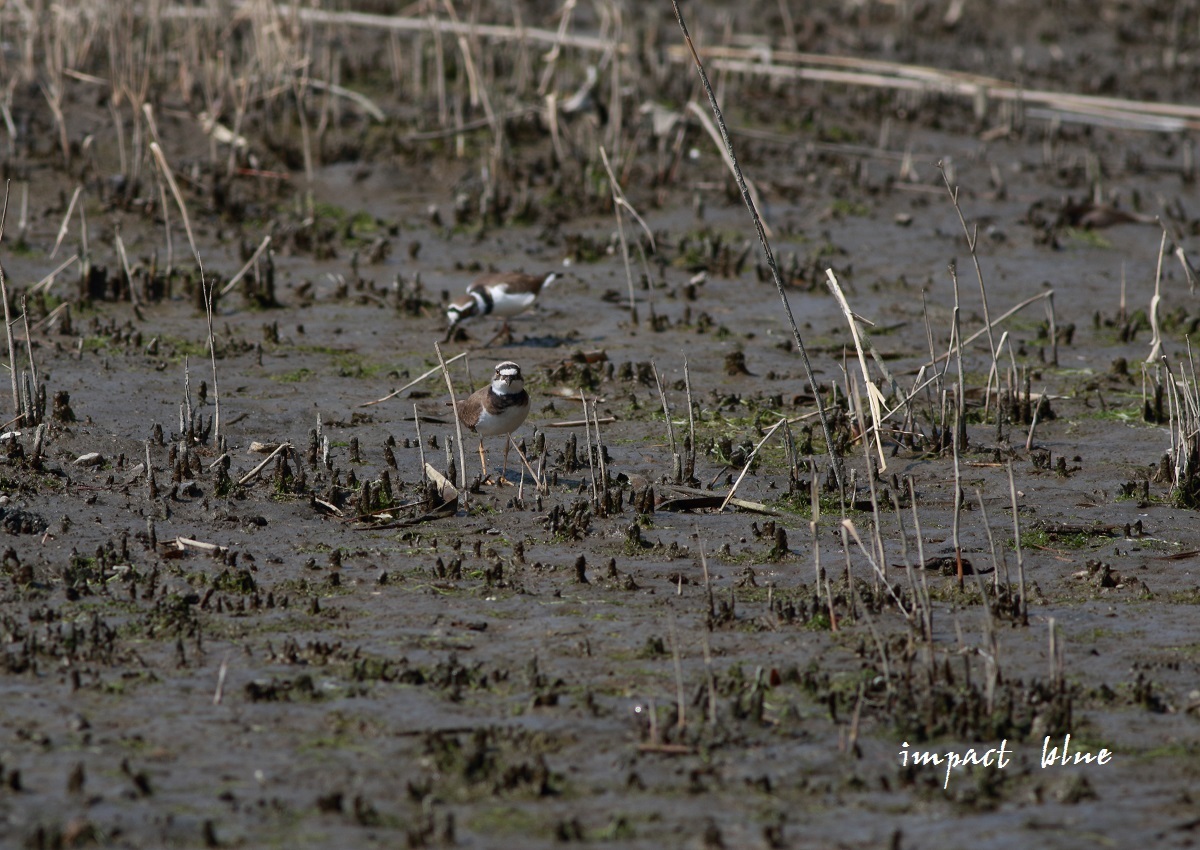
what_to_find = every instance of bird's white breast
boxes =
[488,286,539,318]
[474,399,528,436]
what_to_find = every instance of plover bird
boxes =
[454,360,531,484]
[445,271,558,343]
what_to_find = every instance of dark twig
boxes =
[0,182,18,421]
[670,2,843,494]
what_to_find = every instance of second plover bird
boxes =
[445,271,558,343]
[454,360,530,484]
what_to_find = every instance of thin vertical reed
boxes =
[435,341,468,497]
[0,183,18,419]
[1007,462,1028,625]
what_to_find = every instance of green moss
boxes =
[768,491,845,518]
[1163,588,1200,604]
[80,336,115,353]
[157,335,211,359]
[1063,228,1113,249]
[466,806,548,840]
[275,367,315,383]
[1018,527,1092,550]
[6,236,38,257]
[830,198,870,217]
[592,816,637,842]
[1077,405,1145,423]
[819,124,860,144]
[331,352,387,379]
[807,611,832,631]
[101,670,159,695]
[211,568,258,595]
[1136,740,1200,759]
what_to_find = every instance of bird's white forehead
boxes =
[496,362,521,377]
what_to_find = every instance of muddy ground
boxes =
[1,2,1199,848]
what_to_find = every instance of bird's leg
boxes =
[481,323,509,349]
[477,438,490,483]
[498,436,513,485]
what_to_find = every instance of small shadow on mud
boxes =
[513,334,571,348]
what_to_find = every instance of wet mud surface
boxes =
[2,2,1200,848]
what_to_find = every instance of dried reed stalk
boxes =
[537,0,578,95]
[670,46,1200,131]
[150,139,222,443]
[683,359,696,482]
[1006,462,1028,626]
[940,165,1000,412]
[28,255,80,297]
[599,146,655,324]
[826,269,887,470]
[719,417,787,512]
[907,477,934,639]
[435,341,468,495]
[1146,229,1168,364]
[581,390,598,503]
[361,351,469,408]
[651,362,678,468]
[221,235,273,296]
[163,5,627,55]
[50,186,82,260]
[918,289,1053,372]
